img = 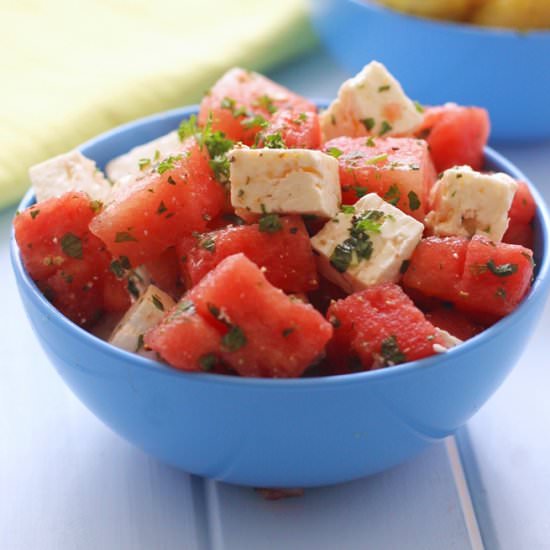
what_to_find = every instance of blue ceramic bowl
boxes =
[11,106,550,488]
[310,0,550,142]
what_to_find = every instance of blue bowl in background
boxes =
[10,106,550,488]
[310,0,550,142]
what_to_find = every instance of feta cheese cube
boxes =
[311,193,424,293]
[109,285,175,356]
[320,61,423,141]
[105,131,181,183]
[30,150,112,203]
[229,147,341,218]
[434,328,463,353]
[425,166,518,242]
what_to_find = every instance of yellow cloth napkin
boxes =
[0,0,317,209]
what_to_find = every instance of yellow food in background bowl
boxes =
[374,0,550,29]
[375,0,479,21]
[472,0,550,30]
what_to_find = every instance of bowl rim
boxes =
[10,104,550,390]
[348,0,550,37]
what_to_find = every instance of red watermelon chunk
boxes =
[181,216,318,293]
[90,139,225,266]
[199,68,316,145]
[326,283,441,374]
[415,104,490,172]
[145,301,225,372]
[457,236,534,317]
[403,235,534,317]
[503,220,534,249]
[403,236,468,302]
[504,181,536,248]
[143,247,182,299]
[425,307,485,341]
[102,272,132,313]
[14,192,116,325]
[323,136,436,220]
[257,110,321,149]
[187,254,333,378]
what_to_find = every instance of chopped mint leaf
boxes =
[408,191,421,211]
[60,232,83,259]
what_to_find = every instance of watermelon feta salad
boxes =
[14,61,537,378]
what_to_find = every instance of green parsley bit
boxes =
[486,260,518,277]
[326,147,343,159]
[138,158,151,171]
[241,114,269,130]
[378,84,391,92]
[60,232,83,259]
[330,240,355,273]
[30,209,40,220]
[384,184,401,206]
[259,212,282,233]
[263,132,286,149]
[199,353,218,371]
[157,155,183,175]
[110,256,130,278]
[379,120,393,136]
[282,327,295,338]
[361,117,375,131]
[341,205,356,214]
[365,153,388,165]
[414,101,425,114]
[177,115,200,142]
[89,200,103,213]
[222,325,247,352]
[408,191,421,211]
[400,259,410,274]
[200,236,216,252]
[380,335,406,365]
[255,94,277,114]
[366,137,376,147]
[157,201,168,215]
[115,231,137,243]
[151,294,164,311]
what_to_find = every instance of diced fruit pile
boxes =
[14,61,538,378]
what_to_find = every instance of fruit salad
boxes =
[14,62,537,378]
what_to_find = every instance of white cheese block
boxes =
[29,150,112,203]
[434,328,463,353]
[425,166,518,242]
[105,131,181,183]
[320,61,423,141]
[229,147,341,218]
[311,193,424,293]
[109,285,174,356]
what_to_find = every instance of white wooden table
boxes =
[1,49,549,550]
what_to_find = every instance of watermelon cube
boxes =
[403,235,534,317]
[180,215,318,293]
[415,104,490,172]
[327,283,442,373]
[14,192,115,326]
[403,236,469,301]
[258,109,321,149]
[145,300,225,372]
[90,139,226,266]
[457,236,534,316]
[323,136,436,220]
[199,68,316,145]
[187,254,333,377]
